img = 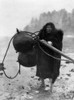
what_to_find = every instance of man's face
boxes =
[46,25,52,33]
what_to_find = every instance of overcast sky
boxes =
[0,0,74,37]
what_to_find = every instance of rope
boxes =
[38,41,72,63]
[2,36,14,64]
[3,64,21,79]
[1,30,72,79]
[24,31,73,63]
[1,34,21,79]
[21,31,39,38]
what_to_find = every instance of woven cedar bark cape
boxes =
[36,29,63,83]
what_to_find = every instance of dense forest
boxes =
[24,9,74,35]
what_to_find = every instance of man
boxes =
[36,22,63,92]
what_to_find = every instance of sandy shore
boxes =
[0,53,74,100]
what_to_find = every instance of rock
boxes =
[70,69,74,72]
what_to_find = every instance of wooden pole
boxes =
[40,40,74,63]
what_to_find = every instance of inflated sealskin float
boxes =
[13,29,36,53]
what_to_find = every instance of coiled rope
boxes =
[0,35,21,79]
[0,30,73,79]
[37,41,73,63]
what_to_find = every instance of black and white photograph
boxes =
[0,0,74,99]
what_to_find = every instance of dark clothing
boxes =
[36,29,63,83]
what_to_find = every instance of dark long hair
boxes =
[42,22,55,33]
[39,22,56,38]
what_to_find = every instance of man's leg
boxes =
[39,78,45,90]
[44,78,53,93]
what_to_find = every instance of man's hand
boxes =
[48,41,52,45]
[40,40,52,45]
[40,39,45,42]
